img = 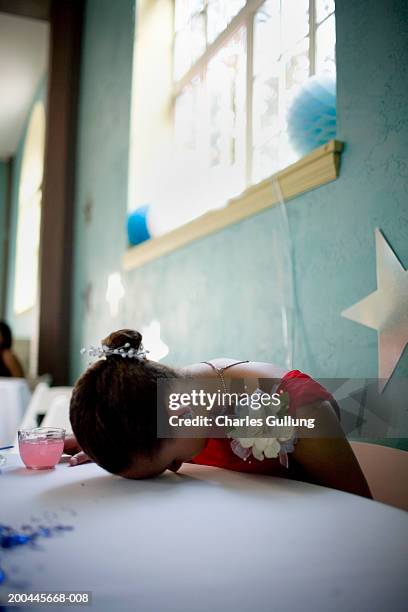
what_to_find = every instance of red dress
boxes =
[190,369,337,475]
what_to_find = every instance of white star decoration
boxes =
[342,229,408,392]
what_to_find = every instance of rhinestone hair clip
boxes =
[80,343,149,361]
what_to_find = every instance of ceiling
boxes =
[0,11,49,160]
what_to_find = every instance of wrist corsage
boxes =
[228,387,298,469]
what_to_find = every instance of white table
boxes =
[0,379,31,447]
[0,453,407,612]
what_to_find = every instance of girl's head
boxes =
[0,321,12,350]
[70,329,204,479]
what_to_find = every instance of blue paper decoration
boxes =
[287,75,336,156]
[127,205,151,246]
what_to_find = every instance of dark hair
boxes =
[0,321,12,349]
[69,329,179,475]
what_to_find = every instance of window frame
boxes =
[124,138,343,270]
[13,101,45,316]
[172,0,335,190]
[124,0,341,270]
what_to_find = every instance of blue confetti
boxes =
[0,519,75,587]
[37,526,52,538]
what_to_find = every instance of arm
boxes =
[2,349,25,378]
[293,401,372,499]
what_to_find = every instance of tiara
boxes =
[80,342,149,361]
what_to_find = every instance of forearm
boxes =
[293,402,372,499]
[293,437,372,498]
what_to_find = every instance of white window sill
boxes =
[123,139,343,271]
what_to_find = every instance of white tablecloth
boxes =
[0,453,407,611]
[0,378,31,447]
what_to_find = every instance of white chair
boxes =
[0,378,31,446]
[13,383,73,446]
[42,395,73,433]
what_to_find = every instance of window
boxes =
[14,101,45,315]
[173,0,335,192]
[128,0,336,241]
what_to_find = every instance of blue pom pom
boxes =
[287,75,336,156]
[127,205,151,246]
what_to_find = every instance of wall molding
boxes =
[123,139,344,271]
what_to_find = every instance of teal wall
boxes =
[4,79,47,338]
[71,0,135,371]
[71,0,408,410]
[0,161,7,309]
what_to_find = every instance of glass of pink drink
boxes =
[18,427,66,470]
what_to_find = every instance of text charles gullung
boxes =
[167,390,316,429]
[168,413,316,429]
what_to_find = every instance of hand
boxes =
[63,434,93,466]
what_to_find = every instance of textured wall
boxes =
[71,0,408,408]
[71,0,135,375]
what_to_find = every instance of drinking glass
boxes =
[18,427,66,470]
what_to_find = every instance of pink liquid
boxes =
[19,439,64,469]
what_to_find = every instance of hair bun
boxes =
[102,329,143,352]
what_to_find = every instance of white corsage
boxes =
[228,388,297,468]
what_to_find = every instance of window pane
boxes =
[253,67,280,150]
[281,37,310,167]
[278,129,299,169]
[316,0,335,23]
[174,0,204,31]
[253,0,281,77]
[224,0,246,23]
[284,36,310,95]
[172,29,247,223]
[281,0,309,52]
[207,0,246,44]
[252,33,310,183]
[253,134,280,183]
[173,14,206,80]
[173,27,192,79]
[174,77,201,152]
[316,13,336,76]
[190,11,206,63]
[206,27,246,201]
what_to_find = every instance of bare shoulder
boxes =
[181,358,288,380]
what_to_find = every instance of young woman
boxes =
[0,321,24,378]
[66,329,371,498]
